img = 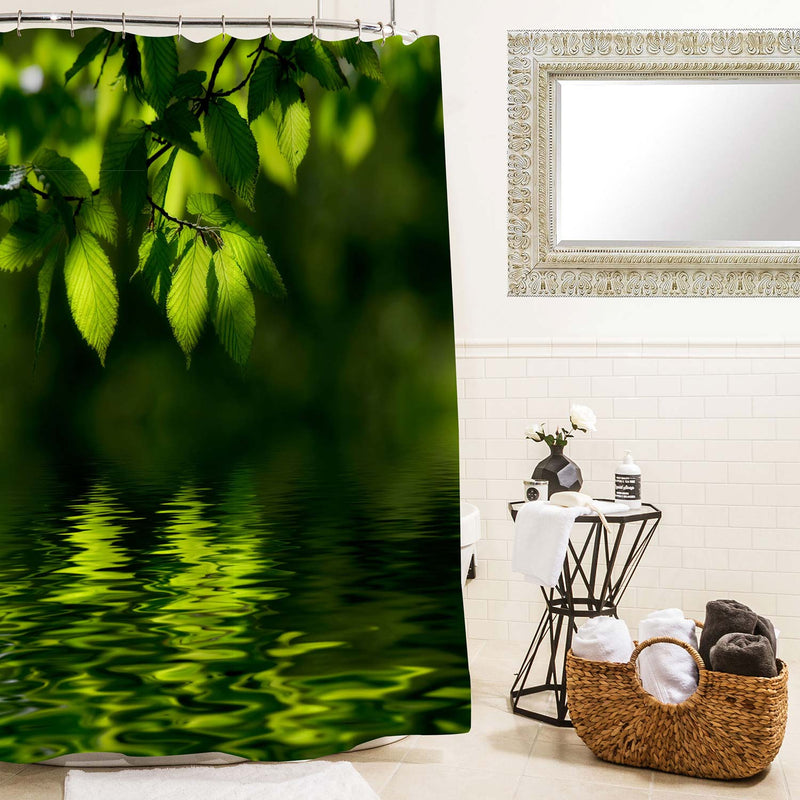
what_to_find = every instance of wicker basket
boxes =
[565,633,788,780]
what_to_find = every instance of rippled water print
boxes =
[0,30,466,760]
[0,460,467,761]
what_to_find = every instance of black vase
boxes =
[532,444,583,496]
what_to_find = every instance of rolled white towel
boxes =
[637,609,699,704]
[572,616,634,663]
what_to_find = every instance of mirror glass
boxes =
[556,79,800,248]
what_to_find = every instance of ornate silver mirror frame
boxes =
[508,29,800,296]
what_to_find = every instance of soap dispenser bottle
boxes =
[615,451,642,509]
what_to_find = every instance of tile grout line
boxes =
[377,757,404,798]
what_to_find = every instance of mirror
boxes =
[508,29,800,297]
[557,79,800,247]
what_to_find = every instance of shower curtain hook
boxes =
[311,15,317,39]
[267,14,273,39]
[221,14,226,39]
[177,14,182,41]
[121,12,126,38]
[378,21,386,45]
[16,9,21,37]
[69,9,75,37]
[356,18,362,42]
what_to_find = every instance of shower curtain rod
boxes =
[0,10,419,43]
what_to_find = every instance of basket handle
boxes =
[630,635,706,672]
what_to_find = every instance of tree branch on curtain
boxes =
[0,32,384,366]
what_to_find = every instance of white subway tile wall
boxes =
[457,339,800,660]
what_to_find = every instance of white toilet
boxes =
[460,502,481,586]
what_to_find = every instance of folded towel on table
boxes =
[512,501,587,588]
[698,599,759,667]
[572,615,634,663]
[637,608,699,704]
[710,632,778,678]
[586,500,629,515]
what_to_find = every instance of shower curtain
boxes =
[0,28,468,762]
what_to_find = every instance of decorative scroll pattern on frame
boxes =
[507,29,800,297]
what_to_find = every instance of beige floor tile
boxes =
[533,724,583,746]
[651,793,739,800]
[0,765,65,800]
[381,763,520,800]
[515,775,650,800]
[469,702,543,745]
[471,680,515,713]
[403,731,533,775]
[0,763,27,784]
[321,741,410,793]
[524,738,653,790]
[347,759,403,794]
[650,763,788,800]
[779,758,799,799]
[467,656,521,684]
[325,738,412,763]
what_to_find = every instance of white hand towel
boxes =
[572,616,635,663]
[512,501,586,588]
[65,762,379,800]
[637,608,699,704]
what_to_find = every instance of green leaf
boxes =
[220,222,284,297]
[211,247,255,365]
[65,31,113,84]
[294,38,348,90]
[0,190,36,223]
[35,244,61,357]
[203,98,260,210]
[151,147,178,208]
[173,70,207,99]
[166,236,213,361]
[186,193,285,297]
[100,120,147,194]
[33,148,93,198]
[339,39,383,82]
[186,192,235,225]
[271,81,310,178]
[80,194,117,243]
[140,37,179,116]
[121,134,148,228]
[0,214,56,272]
[119,36,145,104]
[150,102,201,157]
[248,56,282,122]
[64,230,119,364]
[136,228,175,306]
[0,133,8,163]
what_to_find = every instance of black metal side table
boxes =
[508,500,661,727]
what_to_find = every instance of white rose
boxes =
[570,404,597,432]
[525,423,545,440]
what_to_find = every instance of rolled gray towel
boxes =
[698,599,758,668]
[709,633,778,678]
[755,615,778,659]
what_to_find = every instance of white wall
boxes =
[459,338,800,660]
[433,0,800,340]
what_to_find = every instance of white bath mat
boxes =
[64,761,379,800]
